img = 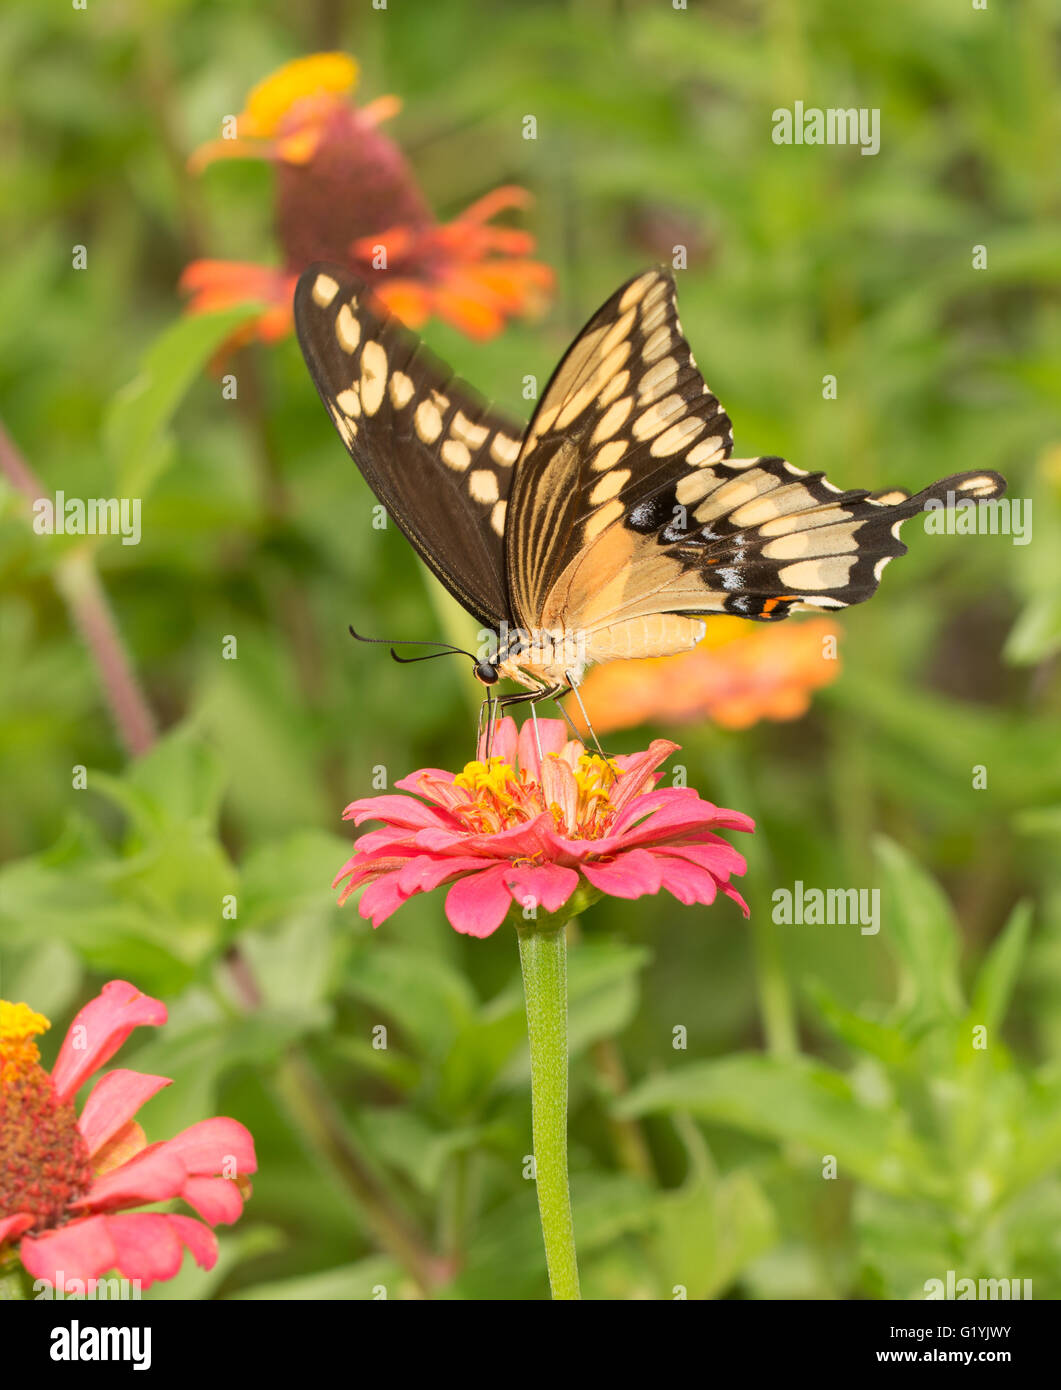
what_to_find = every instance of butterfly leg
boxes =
[563,669,609,760]
[477,694,503,760]
[491,684,565,762]
[547,689,583,742]
[529,697,543,761]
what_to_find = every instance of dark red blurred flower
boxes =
[181,53,553,343]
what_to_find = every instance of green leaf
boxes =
[619,1053,933,1197]
[0,939,81,1020]
[805,978,914,1068]
[874,836,964,1027]
[240,912,339,1021]
[344,942,478,1057]
[1004,592,1061,665]
[969,900,1033,1036]
[651,1165,776,1300]
[104,307,258,497]
[452,1173,658,1300]
[230,1256,400,1301]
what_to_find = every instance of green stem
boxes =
[273,1051,446,1297]
[518,922,581,1300]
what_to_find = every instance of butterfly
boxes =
[294,263,1006,709]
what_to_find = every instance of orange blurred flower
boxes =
[574,618,842,736]
[180,53,553,344]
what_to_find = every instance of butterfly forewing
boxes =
[294,264,525,630]
[296,261,1007,681]
[506,268,733,627]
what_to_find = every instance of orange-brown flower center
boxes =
[0,1002,92,1235]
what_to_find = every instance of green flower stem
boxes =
[518,920,581,1300]
[273,1051,447,1296]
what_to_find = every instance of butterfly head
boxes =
[473,660,500,686]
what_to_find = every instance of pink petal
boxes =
[502,862,579,915]
[167,1213,219,1271]
[613,799,755,850]
[180,1175,245,1225]
[78,1070,172,1157]
[358,873,413,926]
[348,826,421,855]
[720,880,751,917]
[655,854,719,905]
[516,717,569,782]
[609,740,681,811]
[414,811,556,861]
[0,1213,33,1244]
[19,1215,117,1285]
[656,841,748,880]
[104,1212,192,1288]
[157,1118,257,1177]
[19,1212,219,1291]
[51,982,168,1104]
[445,863,513,937]
[397,772,469,813]
[476,715,518,764]
[72,1144,188,1212]
[540,754,579,832]
[611,786,701,832]
[393,767,456,795]
[341,794,454,829]
[580,848,664,898]
[334,849,411,894]
[396,854,497,894]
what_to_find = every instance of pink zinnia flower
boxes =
[334,718,755,938]
[0,981,256,1290]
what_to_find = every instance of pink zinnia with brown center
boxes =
[0,981,256,1290]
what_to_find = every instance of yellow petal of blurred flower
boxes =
[241,52,360,137]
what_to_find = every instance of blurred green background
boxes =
[1,0,1060,1299]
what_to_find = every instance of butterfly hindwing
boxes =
[539,455,1007,661]
[294,263,525,629]
[650,462,1006,617]
[506,267,733,628]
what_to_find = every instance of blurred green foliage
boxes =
[1,0,1059,1299]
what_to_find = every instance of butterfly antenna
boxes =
[390,649,469,665]
[348,625,477,664]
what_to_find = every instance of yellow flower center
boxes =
[0,999,92,1236]
[566,753,622,837]
[452,757,532,832]
[448,750,623,840]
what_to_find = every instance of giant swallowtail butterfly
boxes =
[294,264,1006,705]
